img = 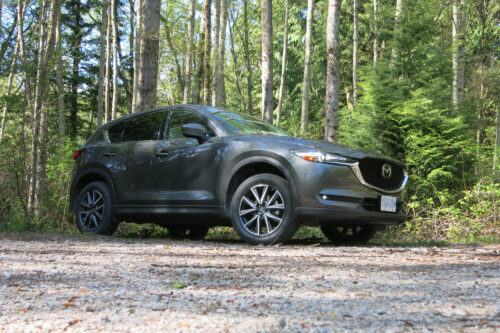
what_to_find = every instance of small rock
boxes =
[279,317,286,328]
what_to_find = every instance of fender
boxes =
[70,166,117,211]
[220,152,300,209]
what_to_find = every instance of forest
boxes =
[0,0,498,242]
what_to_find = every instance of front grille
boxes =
[358,158,405,191]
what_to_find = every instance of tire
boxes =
[75,181,118,235]
[321,225,375,245]
[230,173,298,245]
[166,226,209,240]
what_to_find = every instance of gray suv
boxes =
[70,105,407,245]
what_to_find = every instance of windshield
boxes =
[212,111,289,136]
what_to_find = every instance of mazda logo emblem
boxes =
[381,163,392,179]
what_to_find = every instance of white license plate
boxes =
[380,195,397,212]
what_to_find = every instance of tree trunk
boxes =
[97,0,108,126]
[128,0,134,113]
[301,0,315,136]
[111,0,118,120]
[214,0,227,107]
[183,0,196,104]
[275,0,289,126]
[452,0,466,115]
[135,0,161,111]
[324,0,341,143]
[390,0,402,78]
[132,0,141,112]
[243,0,253,114]
[192,5,205,105]
[32,0,62,218]
[202,0,212,105]
[452,0,459,114]
[212,0,220,106]
[69,0,82,138]
[228,9,246,112]
[104,1,111,121]
[261,0,273,123]
[165,23,185,98]
[494,96,500,181]
[55,4,64,139]
[352,0,359,107]
[28,0,48,212]
[373,0,378,66]
[0,44,18,143]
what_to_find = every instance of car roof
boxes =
[101,105,224,128]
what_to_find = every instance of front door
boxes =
[153,109,224,206]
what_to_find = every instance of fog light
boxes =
[322,195,328,200]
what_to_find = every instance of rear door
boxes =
[104,111,168,205]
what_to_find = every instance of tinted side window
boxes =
[121,112,166,142]
[167,111,216,139]
[108,123,125,143]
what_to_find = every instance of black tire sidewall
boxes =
[75,181,116,235]
[230,174,297,245]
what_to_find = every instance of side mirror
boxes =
[182,123,208,143]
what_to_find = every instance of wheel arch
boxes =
[70,168,116,213]
[221,155,299,215]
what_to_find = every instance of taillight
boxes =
[73,150,80,160]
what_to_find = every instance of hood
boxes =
[229,134,403,165]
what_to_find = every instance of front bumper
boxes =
[291,157,407,226]
[296,206,406,225]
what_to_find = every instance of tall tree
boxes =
[97,0,109,126]
[452,0,466,114]
[261,0,273,123]
[301,0,315,136]
[214,0,228,107]
[212,0,220,106]
[68,0,83,137]
[135,0,161,111]
[324,0,341,143]
[390,0,402,78]
[55,3,65,139]
[373,0,378,66]
[111,0,118,120]
[352,0,359,107]
[275,0,289,126]
[202,0,212,105]
[27,0,62,217]
[243,0,253,114]
[0,43,18,143]
[104,1,111,121]
[183,0,196,104]
[132,0,142,112]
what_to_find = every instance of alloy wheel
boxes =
[78,189,105,232]
[238,184,286,236]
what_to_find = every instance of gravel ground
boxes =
[0,234,499,332]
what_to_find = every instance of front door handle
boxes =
[103,152,116,158]
[155,151,169,158]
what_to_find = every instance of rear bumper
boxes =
[295,207,406,225]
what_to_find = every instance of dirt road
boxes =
[0,234,499,332]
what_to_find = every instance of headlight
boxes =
[292,151,354,164]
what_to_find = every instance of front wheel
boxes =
[230,173,298,245]
[321,225,375,245]
[75,181,118,235]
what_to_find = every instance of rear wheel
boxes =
[166,226,209,240]
[75,181,118,235]
[230,173,298,245]
[321,225,375,245]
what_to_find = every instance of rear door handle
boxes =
[155,151,169,158]
[103,152,116,158]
